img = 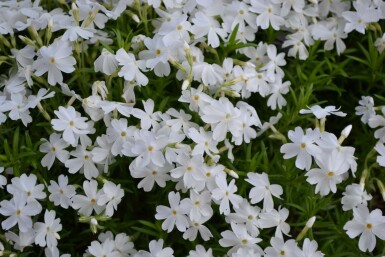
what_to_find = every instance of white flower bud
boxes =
[306,216,316,228]
[341,125,352,138]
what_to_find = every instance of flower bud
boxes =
[306,216,316,228]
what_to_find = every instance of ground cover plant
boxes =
[1,0,385,256]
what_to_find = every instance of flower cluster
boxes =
[0,0,385,256]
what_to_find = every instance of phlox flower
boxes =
[259,207,290,239]
[72,179,104,216]
[188,127,219,156]
[375,142,385,167]
[211,175,243,215]
[130,130,168,168]
[280,127,321,170]
[355,96,375,124]
[34,210,62,248]
[0,167,6,189]
[170,154,205,191]
[155,191,190,232]
[5,230,35,252]
[226,199,261,237]
[246,172,283,211]
[184,190,213,221]
[65,146,100,180]
[311,20,347,55]
[138,35,171,76]
[344,204,385,252]
[0,194,42,232]
[341,183,372,211]
[302,238,324,257]
[201,97,242,142]
[190,11,227,48]
[219,222,262,256]
[187,245,213,257]
[33,40,76,86]
[7,173,46,203]
[40,133,69,169]
[48,175,76,209]
[262,45,286,81]
[250,0,285,30]
[131,99,161,130]
[51,106,90,147]
[299,105,346,119]
[183,215,213,241]
[129,162,172,192]
[134,239,174,257]
[94,48,118,75]
[232,247,262,257]
[97,181,124,217]
[342,0,382,34]
[267,79,290,110]
[178,85,212,112]
[115,48,148,86]
[368,107,385,142]
[264,237,302,257]
[97,231,136,256]
[306,151,350,196]
[107,118,135,156]
[88,238,120,257]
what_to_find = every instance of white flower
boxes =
[65,146,100,180]
[188,127,219,156]
[7,173,46,203]
[305,151,350,196]
[4,231,34,252]
[219,222,262,255]
[355,96,375,124]
[33,40,76,85]
[97,181,124,217]
[226,199,261,237]
[187,245,213,257]
[72,180,104,216]
[0,167,7,189]
[131,99,161,130]
[134,239,174,257]
[184,190,213,221]
[190,11,227,48]
[94,48,118,75]
[201,97,242,142]
[264,237,302,257]
[267,79,290,110]
[51,106,90,147]
[130,130,168,168]
[155,191,190,232]
[88,238,120,257]
[280,127,321,170]
[250,0,285,30]
[299,105,346,119]
[376,142,385,167]
[48,175,76,209]
[129,162,172,192]
[0,194,42,232]
[34,210,62,248]
[170,154,205,191]
[183,215,213,241]
[344,204,385,252]
[40,133,69,169]
[246,172,282,211]
[211,175,243,215]
[259,207,290,239]
[302,238,324,257]
[341,183,372,211]
[115,48,148,86]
